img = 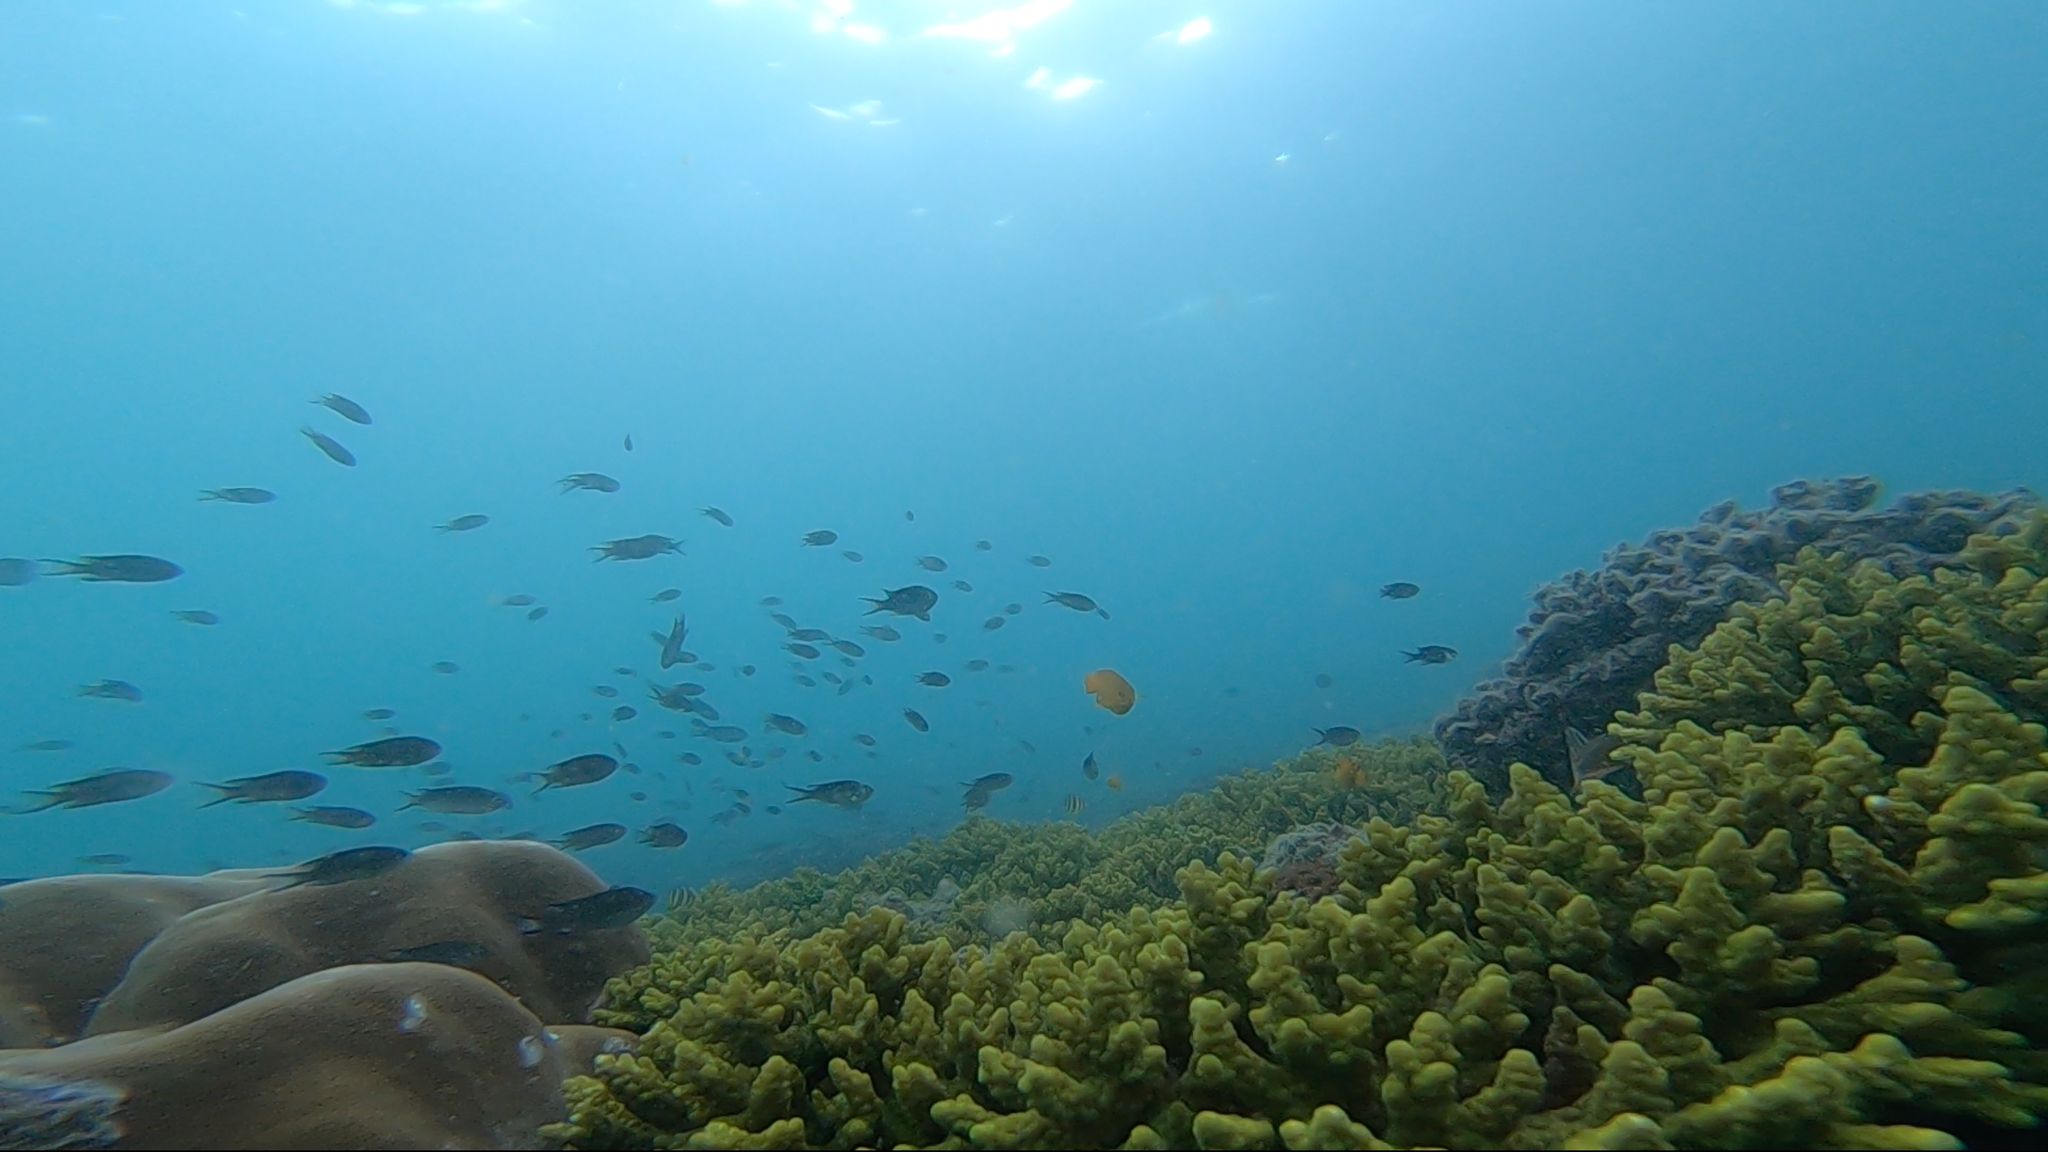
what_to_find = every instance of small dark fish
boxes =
[1082,752,1098,780]
[639,821,688,848]
[623,433,634,451]
[17,739,73,752]
[1380,582,1421,600]
[500,594,538,607]
[383,939,490,967]
[964,659,990,671]
[1027,555,1052,568]
[326,736,441,769]
[788,627,831,642]
[43,554,183,583]
[650,588,682,603]
[200,770,327,806]
[786,642,821,659]
[769,611,800,629]
[291,805,377,829]
[16,768,173,811]
[431,661,461,674]
[362,708,397,720]
[863,584,938,621]
[786,779,874,809]
[1314,726,1362,747]
[853,734,877,747]
[842,551,864,563]
[983,616,1005,631]
[593,534,682,562]
[559,472,621,493]
[829,639,865,658]
[400,786,510,815]
[678,751,703,766]
[630,790,647,801]
[301,426,357,467]
[1004,603,1022,616]
[529,753,618,794]
[421,763,453,777]
[1566,724,1626,786]
[700,507,734,527]
[660,613,689,669]
[975,540,993,551]
[312,393,374,425]
[519,885,655,935]
[270,845,408,889]
[764,713,808,736]
[934,633,948,644]
[802,530,838,547]
[1045,591,1099,613]
[76,853,132,868]
[553,822,627,852]
[766,804,783,815]
[861,624,901,641]
[916,672,951,687]
[961,771,1012,811]
[1314,673,1335,689]
[171,609,220,626]
[760,596,783,606]
[79,679,143,702]
[1403,646,1458,665]
[951,579,974,592]
[199,487,276,504]
[696,724,748,743]
[612,705,638,722]
[436,514,490,533]
[916,555,948,572]
[527,606,549,621]
[902,708,929,733]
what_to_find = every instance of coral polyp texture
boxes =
[1435,476,2039,792]
[551,515,2048,1150]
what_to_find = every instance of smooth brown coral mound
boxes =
[85,840,648,1035]
[0,962,630,1150]
[0,872,272,1047]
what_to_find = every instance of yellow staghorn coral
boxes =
[552,516,2048,1150]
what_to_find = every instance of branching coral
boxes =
[555,516,2048,1150]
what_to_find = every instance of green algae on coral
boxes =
[553,518,2048,1150]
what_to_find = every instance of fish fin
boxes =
[197,784,239,808]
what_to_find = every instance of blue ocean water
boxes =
[1,0,2042,895]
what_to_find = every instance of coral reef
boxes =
[552,516,2048,1150]
[0,841,648,1149]
[1436,476,2038,792]
[638,737,1444,966]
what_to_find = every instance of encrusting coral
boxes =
[1436,476,2038,792]
[552,515,2048,1150]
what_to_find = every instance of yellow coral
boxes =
[551,517,2048,1150]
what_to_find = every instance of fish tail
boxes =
[197,784,240,808]
[38,560,85,577]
